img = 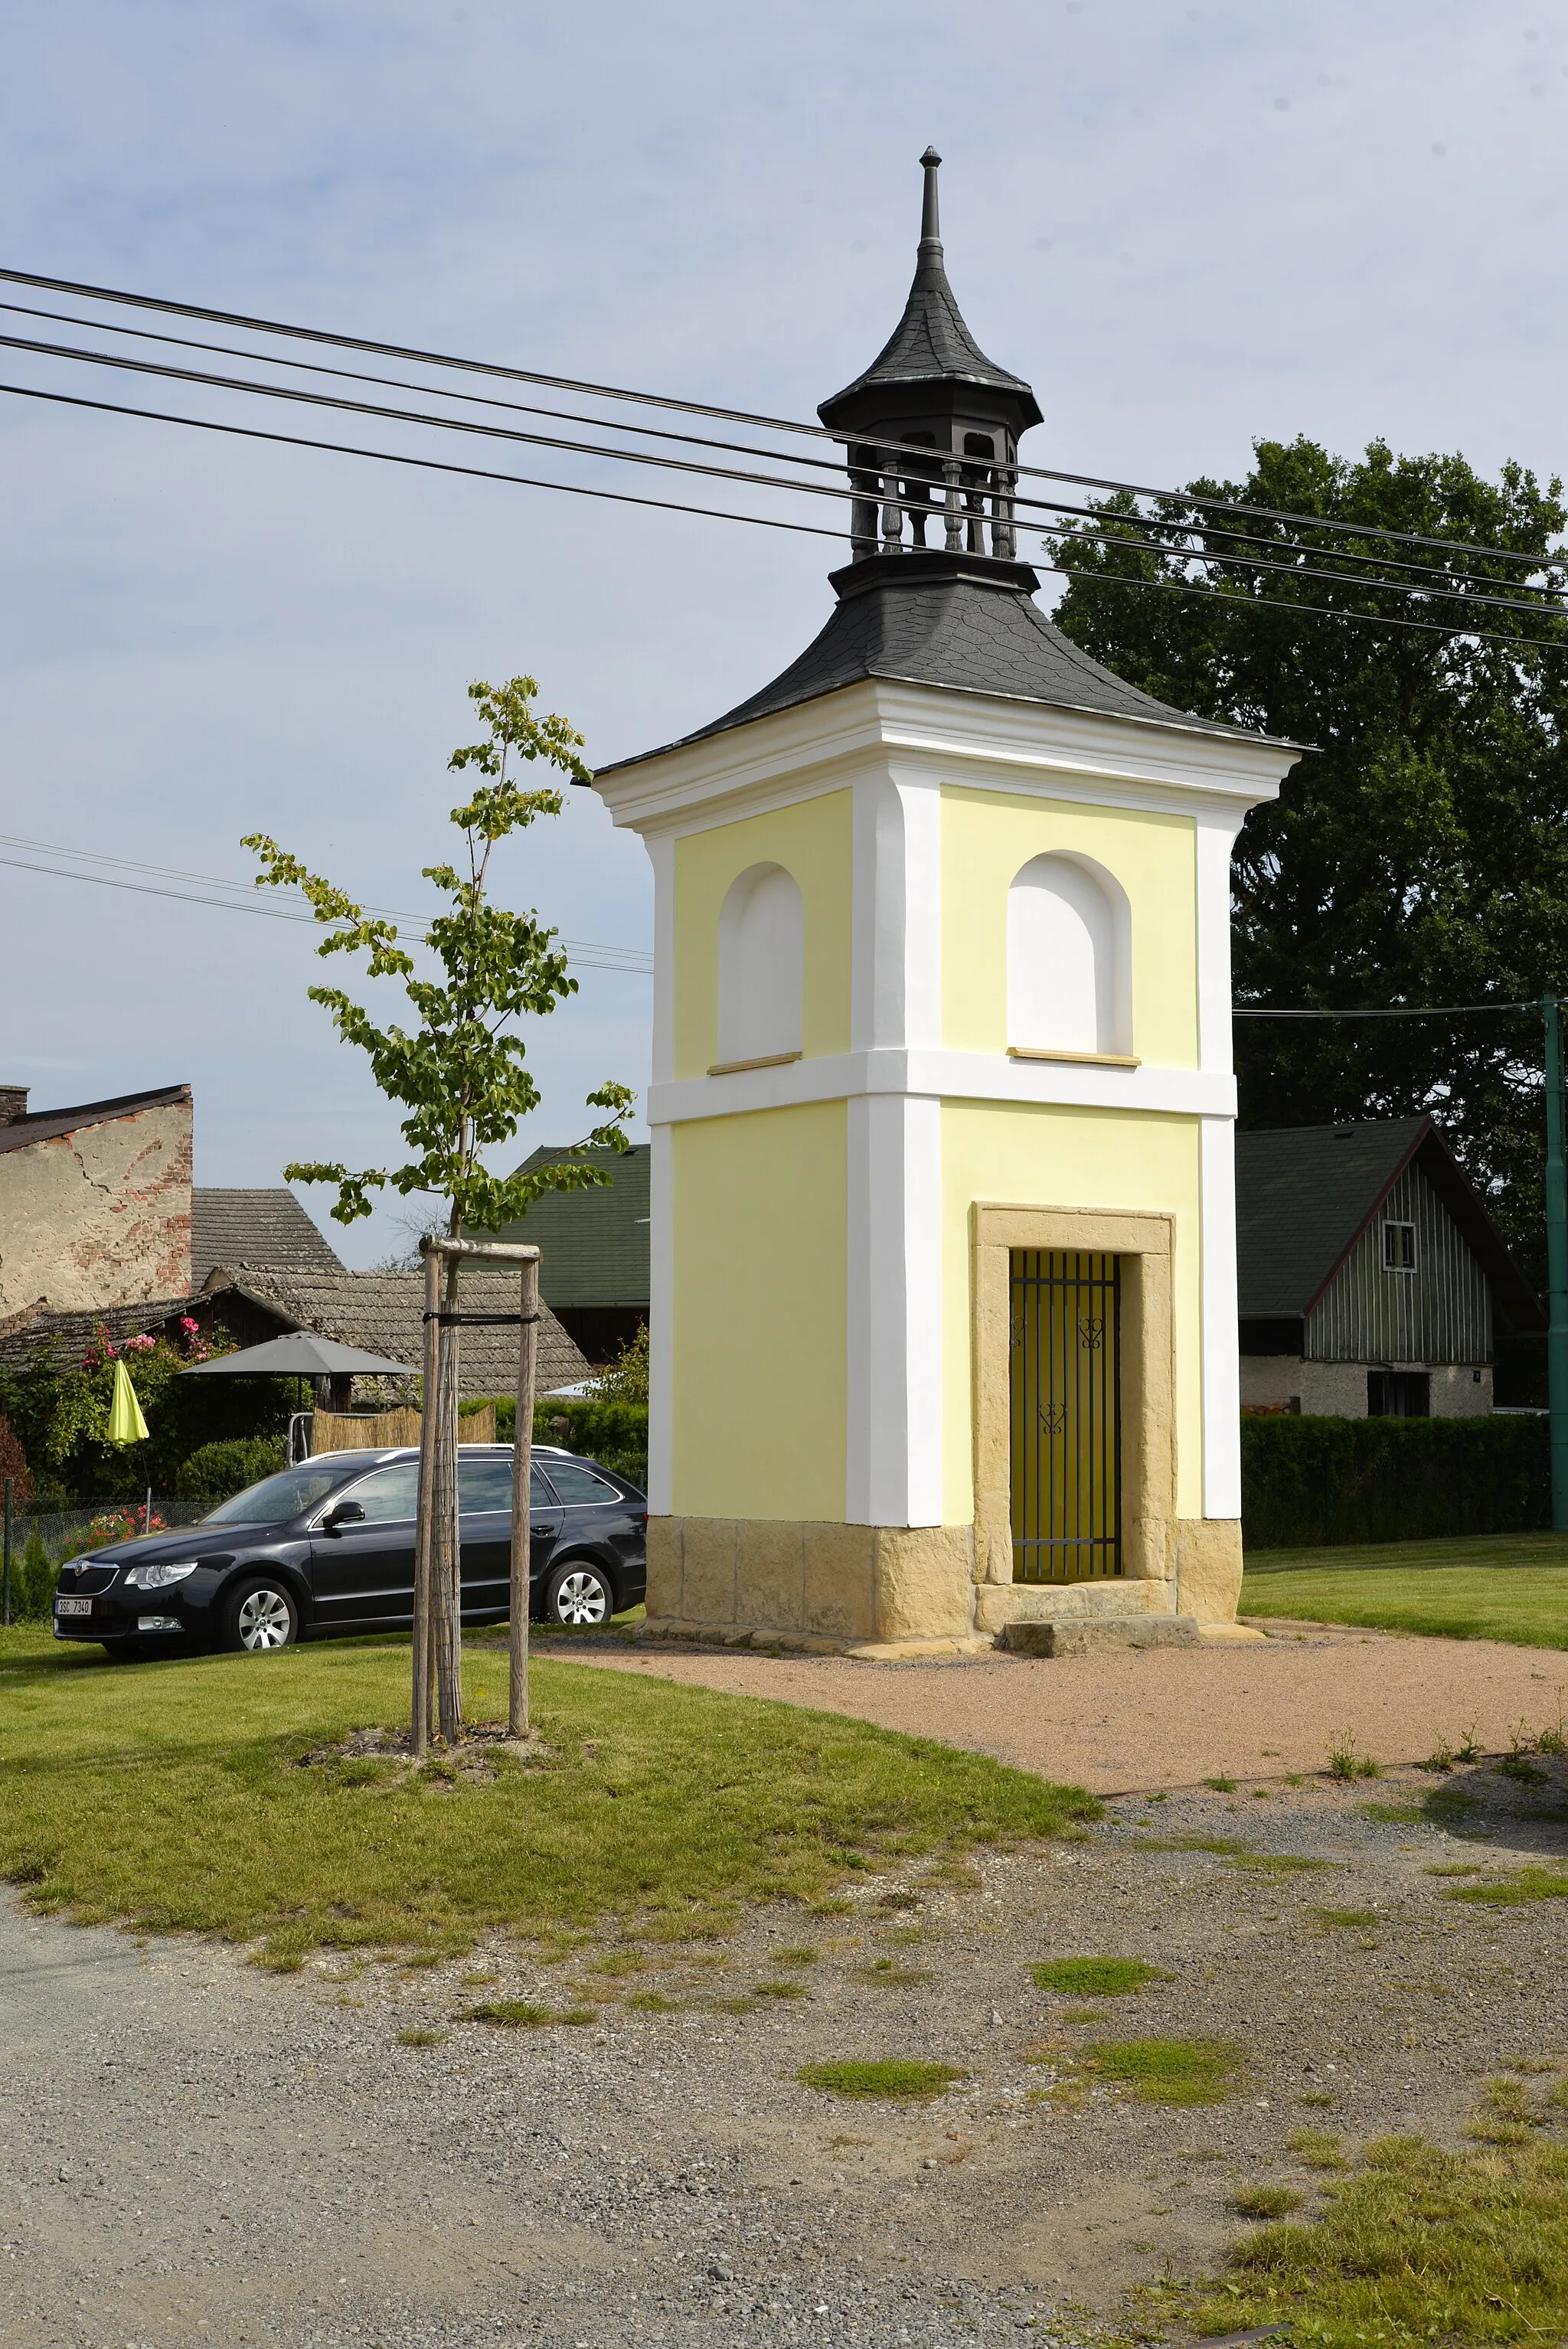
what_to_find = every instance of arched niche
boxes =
[716,861,805,1065]
[1007,852,1131,1057]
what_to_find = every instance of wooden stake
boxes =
[412,1244,441,1756]
[508,1253,540,1739]
[434,1249,463,1742]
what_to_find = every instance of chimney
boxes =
[0,1086,29,1125]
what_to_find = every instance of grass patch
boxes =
[1288,2127,1349,2170]
[862,1961,932,1986]
[397,2027,447,2047]
[795,2059,964,2101]
[1083,2037,1245,2106]
[1309,1907,1381,1932]
[622,1989,679,2013]
[1327,1732,1381,1781]
[1240,1547,1568,1650]
[1204,1776,1238,1793]
[1232,2184,1304,2220]
[775,1945,819,1967]
[754,1978,807,1999]
[1226,1852,1334,1876]
[1130,1834,1253,1857]
[0,1627,1094,1966]
[463,1999,597,2027]
[1443,1869,1568,1906]
[1186,2132,1568,2347]
[1031,1956,1171,1997]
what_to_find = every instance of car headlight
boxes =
[123,1560,200,1589]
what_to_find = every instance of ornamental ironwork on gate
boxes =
[1008,1250,1122,1581]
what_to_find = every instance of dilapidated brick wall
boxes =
[0,1094,193,1315]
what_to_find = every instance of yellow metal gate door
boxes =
[1009,1250,1122,1582]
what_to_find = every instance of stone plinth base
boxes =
[645,1517,975,1650]
[1001,1615,1200,1658]
[642,1514,1245,1653]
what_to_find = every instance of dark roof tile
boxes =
[191,1190,344,1286]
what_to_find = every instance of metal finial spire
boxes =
[919,146,942,249]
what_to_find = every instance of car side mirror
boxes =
[321,1500,365,1534]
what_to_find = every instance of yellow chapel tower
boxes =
[593,152,1299,1652]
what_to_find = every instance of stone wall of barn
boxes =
[0,1096,193,1316]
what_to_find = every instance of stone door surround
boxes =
[971,1202,1177,1594]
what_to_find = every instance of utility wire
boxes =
[2,261,1560,578]
[8,329,1565,633]
[0,377,843,541]
[0,838,655,972]
[6,297,1559,609]
[1232,1003,1536,1018]
[5,377,1564,662]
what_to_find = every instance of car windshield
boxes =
[203,1465,347,1524]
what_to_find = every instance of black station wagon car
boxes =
[51,1445,647,1658]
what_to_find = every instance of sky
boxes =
[2,0,1565,1265]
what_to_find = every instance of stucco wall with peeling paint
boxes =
[0,1099,193,1315]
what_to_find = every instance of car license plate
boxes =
[55,1595,93,1618]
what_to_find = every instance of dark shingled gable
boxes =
[191,1190,344,1286]
[198,1267,593,1398]
[483,1145,651,1310]
[1236,1117,1543,1331]
[599,557,1274,774]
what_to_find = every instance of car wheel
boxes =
[222,1577,300,1653]
[544,1559,615,1628]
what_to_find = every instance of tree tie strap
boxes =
[423,1311,543,1327]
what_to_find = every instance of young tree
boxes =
[244,675,632,1739]
[1048,436,1568,1278]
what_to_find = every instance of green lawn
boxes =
[0,1627,1095,1968]
[1242,1533,1568,1647]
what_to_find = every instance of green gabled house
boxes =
[1236,1116,1543,1420]
[485,1143,651,1366]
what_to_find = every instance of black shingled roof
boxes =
[483,1145,651,1310]
[0,1083,189,1156]
[1236,1117,1543,1329]
[191,1190,345,1286]
[818,243,1040,428]
[603,556,1263,769]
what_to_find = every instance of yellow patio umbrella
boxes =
[106,1357,150,1445]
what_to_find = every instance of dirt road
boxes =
[5,1754,1566,2349]
[562,1621,1568,1792]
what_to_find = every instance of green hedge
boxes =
[483,1394,648,1492]
[1240,1413,1550,1549]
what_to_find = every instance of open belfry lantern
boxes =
[593,151,1300,1652]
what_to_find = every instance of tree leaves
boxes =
[1050,436,1568,1277]
[245,675,632,1233]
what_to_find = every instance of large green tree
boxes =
[1048,436,1568,1277]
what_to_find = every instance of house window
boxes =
[1382,1220,1416,1273]
[1367,1370,1429,1417]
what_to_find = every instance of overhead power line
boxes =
[7,322,1566,631]
[1232,1002,1537,1018]
[0,835,655,973]
[5,377,1563,663]
[2,260,1562,578]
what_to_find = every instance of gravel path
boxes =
[559,1622,1568,1792]
[5,1751,1566,2349]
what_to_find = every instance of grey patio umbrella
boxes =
[178,1332,416,1380]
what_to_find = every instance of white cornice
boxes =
[648,1046,1236,1125]
[593,676,1300,836]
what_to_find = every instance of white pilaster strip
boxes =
[1192,807,1244,1518]
[645,835,677,1514]
[1200,1115,1241,1517]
